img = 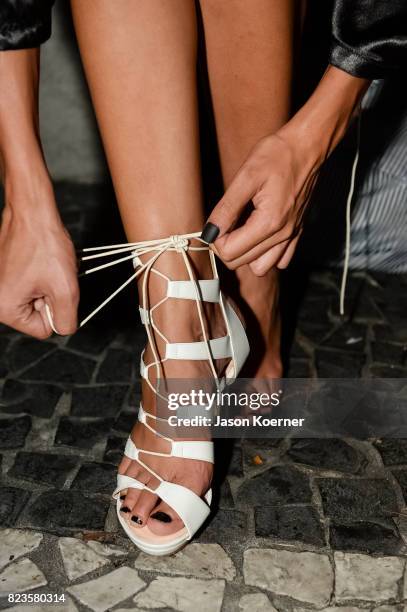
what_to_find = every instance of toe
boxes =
[130,489,159,528]
[120,487,142,516]
[148,500,184,536]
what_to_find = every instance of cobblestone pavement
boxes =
[1,184,407,611]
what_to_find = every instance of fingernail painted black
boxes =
[151,511,172,523]
[201,222,220,243]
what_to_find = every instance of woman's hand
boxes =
[0,189,79,339]
[202,66,370,275]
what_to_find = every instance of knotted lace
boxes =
[74,231,221,396]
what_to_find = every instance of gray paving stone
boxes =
[71,462,116,495]
[113,410,137,434]
[286,359,313,378]
[9,452,78,488]
[370,364,407,378]
[96,348,133,383]
[86,541,126,557]
[23,491,109,532]
[330,521,403,554]
[134,543,236,581]
[22,350,96,384]
[372,342,407,366]
[255,505,325,546]
[133,576,225,612]
[0,415,32,449]
[5,597,78,612]
[239,593,277,612]
[71,385,128,418]
[391,470,407,503]
[237,466,312,506]
[7,338,56,372]
[55,417,113,449]
[0,558,47,594]
[287,438,366,473]
[317,478,398,521]
[59,537,109,581]
[0,529,43,570]
[0,487,31,527]
[68,566,145,612]
[243,548,333,607]
[335,552,404,602]
[1,380,62,418]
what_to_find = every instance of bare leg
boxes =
[200,0,296,377]
[71,0,225,535]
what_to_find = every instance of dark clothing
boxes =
[0,0,55,51]
[0,0,406,79]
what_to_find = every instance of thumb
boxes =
[201,163,256,243]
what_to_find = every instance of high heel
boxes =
[80,232,250,555]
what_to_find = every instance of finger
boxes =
[48,282,79,336]
[214,207,282,263]
[201,163,257,242]
[220,225,292,270]
[9,303,53,340]
[277,233,301,269]
[249,241,290,276]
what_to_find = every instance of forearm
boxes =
[278,64,370,168]
[0,48,60,224]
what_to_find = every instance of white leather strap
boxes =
[139,306,150,325]
[154,480,211,539]
[113,473,144,499]
[124,437,139,460]
[165,335,231,360]
[167,279,220,302]
[222,298,250,381]
[171,440,214,463]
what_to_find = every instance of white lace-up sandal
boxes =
[51,232,249,556]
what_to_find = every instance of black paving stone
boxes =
[22,350,96,384]
[370,364,407,378]
[315,350,365,377]
[321,324,367,353]
[113,410,137,434]
[55,417,113,449]
[297,297,331,325]
[71,385,128,418]
[330,521,403,554]
[255,505,325,546]
[199,509,248,544]
[371,341,407,366]
[374,439,407,466]
[0,486,31,527]
[97,348,133,383]
[373,324,407,345]
[71,462,116,495]
[287,439,366,474]
[0,415,31,449]
[1,380,62,418]
[103,436,126,465]
[218,480,235,509]
[228,444,243,478]
[317,478,398,521]
[9,452,78,488]
[7,338,56,372]
[67,325,117,356]
[24,490,109,532]
[286,359,313,378]
[236,466,312,507]
[390,470,407,503]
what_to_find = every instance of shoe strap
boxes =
[112,473,145,499]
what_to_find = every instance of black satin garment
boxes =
[0,0,55,51]
[329,0,407,78]
[1,0,406,79]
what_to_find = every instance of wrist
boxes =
[278,65,370,165]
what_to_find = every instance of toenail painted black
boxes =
[131,516,143,525]
[120,506,131,513]
[151,511,172,523]
[120,495,126,500]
